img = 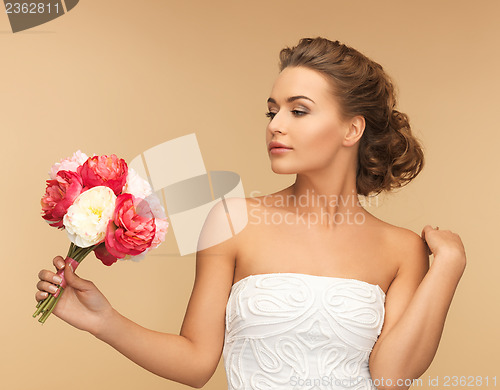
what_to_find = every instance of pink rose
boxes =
[120,196,169,262]
[145,195,169,249]
[41,170,84,229]
[48,150,89,180]
[151,218,168,249]
[101,194,156,264]
[123,167,153,199]
[78,154,128,195]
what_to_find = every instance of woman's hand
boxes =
[35,256,115,334]
[421,225,467,273]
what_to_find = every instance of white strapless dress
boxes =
[223,273,386,390]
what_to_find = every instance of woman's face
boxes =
[266,66,355,175]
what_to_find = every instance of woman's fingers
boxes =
[36,280,59,295]
[37,269,63,284]
[421,224,439,240]
[35,256,65,303]
[35,290,49,302]
[52,256,65,270]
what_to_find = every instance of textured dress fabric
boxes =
[223,273,386,390]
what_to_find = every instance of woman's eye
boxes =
[265,110,306,120]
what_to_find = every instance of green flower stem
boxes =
[33,294,53,317]
[37,302,52,322]
[34,290,52,313]
[39,288,64,323]
[67,242,75,257]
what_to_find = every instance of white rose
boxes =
[63,186,117,248]
[122,167,153,199]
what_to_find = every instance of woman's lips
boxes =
[269,147,293,154]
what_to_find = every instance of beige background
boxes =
[1,1,498,389]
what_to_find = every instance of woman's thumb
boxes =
[64,262,91,290]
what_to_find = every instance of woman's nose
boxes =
[267,114,286,135]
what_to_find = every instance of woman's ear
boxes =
[343,115,365,147]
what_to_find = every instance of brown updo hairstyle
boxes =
[278,37,425,197]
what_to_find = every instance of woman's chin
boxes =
[270,165,297,175]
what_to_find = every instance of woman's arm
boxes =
[36,198,244,388]
[369,226,466,390]
[91,304,208,388]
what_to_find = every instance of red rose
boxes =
[41,170,84,229]
[78,154,128,195]
[93,242,118,266]
[101,193,156,263]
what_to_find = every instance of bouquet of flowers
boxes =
[33,150,169,323]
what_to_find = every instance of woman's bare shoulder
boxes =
[208,195,266,238]
[364,211,421,238]
[368,215,427,266]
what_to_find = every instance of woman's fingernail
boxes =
[49,285,58,293]
[53,276,62,284]
[59,262,65,268]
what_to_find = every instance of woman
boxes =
[35,37,466,390]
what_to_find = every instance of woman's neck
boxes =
[283,173,367,229]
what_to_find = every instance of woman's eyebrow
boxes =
[267,95,316,104]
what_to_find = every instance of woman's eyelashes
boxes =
[265,110,307,120]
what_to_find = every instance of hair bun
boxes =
[390,109,410,131]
